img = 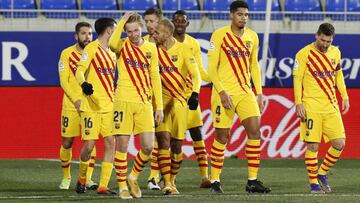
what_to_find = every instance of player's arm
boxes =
[334,50,350,115]
[249,33,262,95]
[76,46,94,95]
[149,46,164,125]
[207,31,225,92]
[184,46,201,110]
[150,46,163,111]
[58,50,82,103]
[108,17,127,54]
[293,50,307,120]
[194,39,210,82]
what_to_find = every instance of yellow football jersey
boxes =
[76,39,116,112]
[158,39,201,104]
[182,34,210,97]
[58,44,83,111]
[109,19,163,110]
[208,26,262,95]
[293,43,348,113]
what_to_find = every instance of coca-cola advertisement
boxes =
[0,87,359,159]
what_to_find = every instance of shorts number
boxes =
[62,116,69,127]
[84,117,93,128]
[114,111,123,122]
[216,106,221,116]
[305,118,313,130]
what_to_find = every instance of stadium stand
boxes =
[81,0,120,19]
[0,0,37,18]
[203,0,233,19]
[247,0,282,20]
[285,0,324,20]
[41,0,79,19]
[162,0,201,19]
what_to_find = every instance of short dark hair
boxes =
[94,17,116,35]
[172,10,187,20]
[230,0,249,12]
[317,23,335,36]
[144,7,162,18]
[75,22,92,33]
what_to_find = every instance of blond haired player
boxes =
[153,18,201,195]
[172,9,212,188]
[293,23,350,194]
[207,0,270,194]
[58,22,98,191]
[108,12,163,199]
[74,18,117,195]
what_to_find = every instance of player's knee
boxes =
[62,138,74,149]
[216,128,230,144]
[141,145,153,155]
[332,139,345,151]
[306,143,319,152]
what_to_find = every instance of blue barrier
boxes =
[0,32,359,87]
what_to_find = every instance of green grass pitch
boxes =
[1,159,359,202]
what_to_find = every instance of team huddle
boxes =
[57,0,350,199]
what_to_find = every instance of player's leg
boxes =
[318,112,346,193]
[97,112,116,195]
[147,139,160,190]
[112,101,133,199]
[86,146,98,190]
[241,116,270,193]
[188,107,211,188]
[236,93,270,193]
[59,137,74,190]
[59,110,79,190]
[168,103,187,194]
[156,131,172,195]
[75,111,99,193]
[128,132,154,198]
[209,92,234,193]
[299,112,324,193]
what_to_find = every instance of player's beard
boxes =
[78,41,87,49]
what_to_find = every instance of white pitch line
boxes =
[1,194,360,199]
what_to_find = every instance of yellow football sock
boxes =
[99,162,113,188]
[210,139,225,182]
[193,140,208,178]
[246,139,261,180]
[60,146,72,179]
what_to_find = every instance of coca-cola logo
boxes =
[126,93,306,159]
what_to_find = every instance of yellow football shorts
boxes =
[61,109,81,137]
[156,98,188,140]
[300,111,345,143]
[112,100,155,135]
[80,111,112,140]
[211,91,260,128]
[187,105,203,129]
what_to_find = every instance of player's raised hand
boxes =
[121,11,136,22]
[219,90,233,109]
[257,94,265,113]
[342,99,350,115]
[295,103,306,122]
[154,110,164,127]
[81,81,94,96]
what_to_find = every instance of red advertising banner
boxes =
[0,87,359,159]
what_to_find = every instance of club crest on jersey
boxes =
[245,41,251,49]
[171,55,178,62]
[85,129,90,135]
[146,52,152,59]
[189,57,195,63]
[331,58,336,65]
